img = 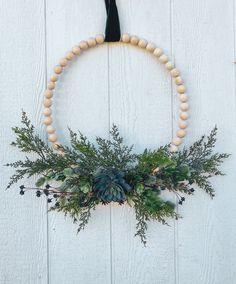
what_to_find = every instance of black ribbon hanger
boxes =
[104,0,121,42]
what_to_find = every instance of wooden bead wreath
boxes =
[6,1,229,245]
[5,0,229,245]
[43,33,189,153]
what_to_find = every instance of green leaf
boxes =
[70,185,80,192]
[136,183,145,195]
[35,177,46,187]
[59,181,70,191]
[55,173,66,181]
[137,148,176,174]
[63,168,74,176]
[80,183,91,194]
[178,164,190,175]
[145,175,157,185]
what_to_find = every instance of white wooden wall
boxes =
[0,1,236,283]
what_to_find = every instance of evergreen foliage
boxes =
[6,112,229,245]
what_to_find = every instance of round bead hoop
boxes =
[43,33,189,152]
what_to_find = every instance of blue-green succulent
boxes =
[93,168,132,203]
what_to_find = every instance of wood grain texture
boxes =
[0,0,236,283]
[172,1,236,283]
[0,0,48,283]
[45,1,111,284]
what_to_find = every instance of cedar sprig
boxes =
[176,127,230,197]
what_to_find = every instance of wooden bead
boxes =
[50,74,58,82]
[53,142,61,150]
[121,34,130,43]
[172,137,182,146]
[153,48,163,57]
[175,76,183,85]
[159,54,168,64]
[43,117,52,126]
[54,66,63,74]
[44,90,53,99]
[146,43,155,52]
[177,129,186,138]
[87,38,97,47]
[177,85,186,94]
[47,82,55,90]
[130,35,139,45]
[170,144,178,153]
[95,34,105,44]
[165,62,174,71]
[138,39,148,49]
[180,112,189,120]
[43,99,52,108]
[59,58,68,67]
[72,46,81,55]
[79,41,89,50]
[46,125,55,134]
[179,120,188,129]
[43,108,52,116]
[65,52,75,61]
[48,134,58,143]
[170,68,180,77]
[180,103,189,111]
[180,94,188,102]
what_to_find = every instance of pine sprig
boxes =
[176,127,230,197]
[134,198,149,245]
[65,125,136,174]
[11,112,50,159]
[133,192,179,245]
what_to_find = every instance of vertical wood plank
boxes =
[46,1,111,283]
[109,1,176,283]
[173,1,236,283]
[0,0,48,283]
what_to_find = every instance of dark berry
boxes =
[53,194,58,198]
[47,198,52,203]
[161,186,166,191]
[55,202,60,207]
[20,189,25,195]
[20,185,25,190]
[36,191,41,197]
[43,189,49,196]
[181,197,185,202]
[178,200,183,205]
[45,184,51,189]
[190,188,195,193]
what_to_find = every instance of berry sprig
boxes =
[170,187,194,205]
[18,184,83,205]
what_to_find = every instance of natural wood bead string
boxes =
[43,34,189,152]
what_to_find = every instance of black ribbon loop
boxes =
[104,0,121,42]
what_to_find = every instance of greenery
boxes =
[6,112,229,245]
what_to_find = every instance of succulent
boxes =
[93,168,132,203]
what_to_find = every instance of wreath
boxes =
[5,4,229,245]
